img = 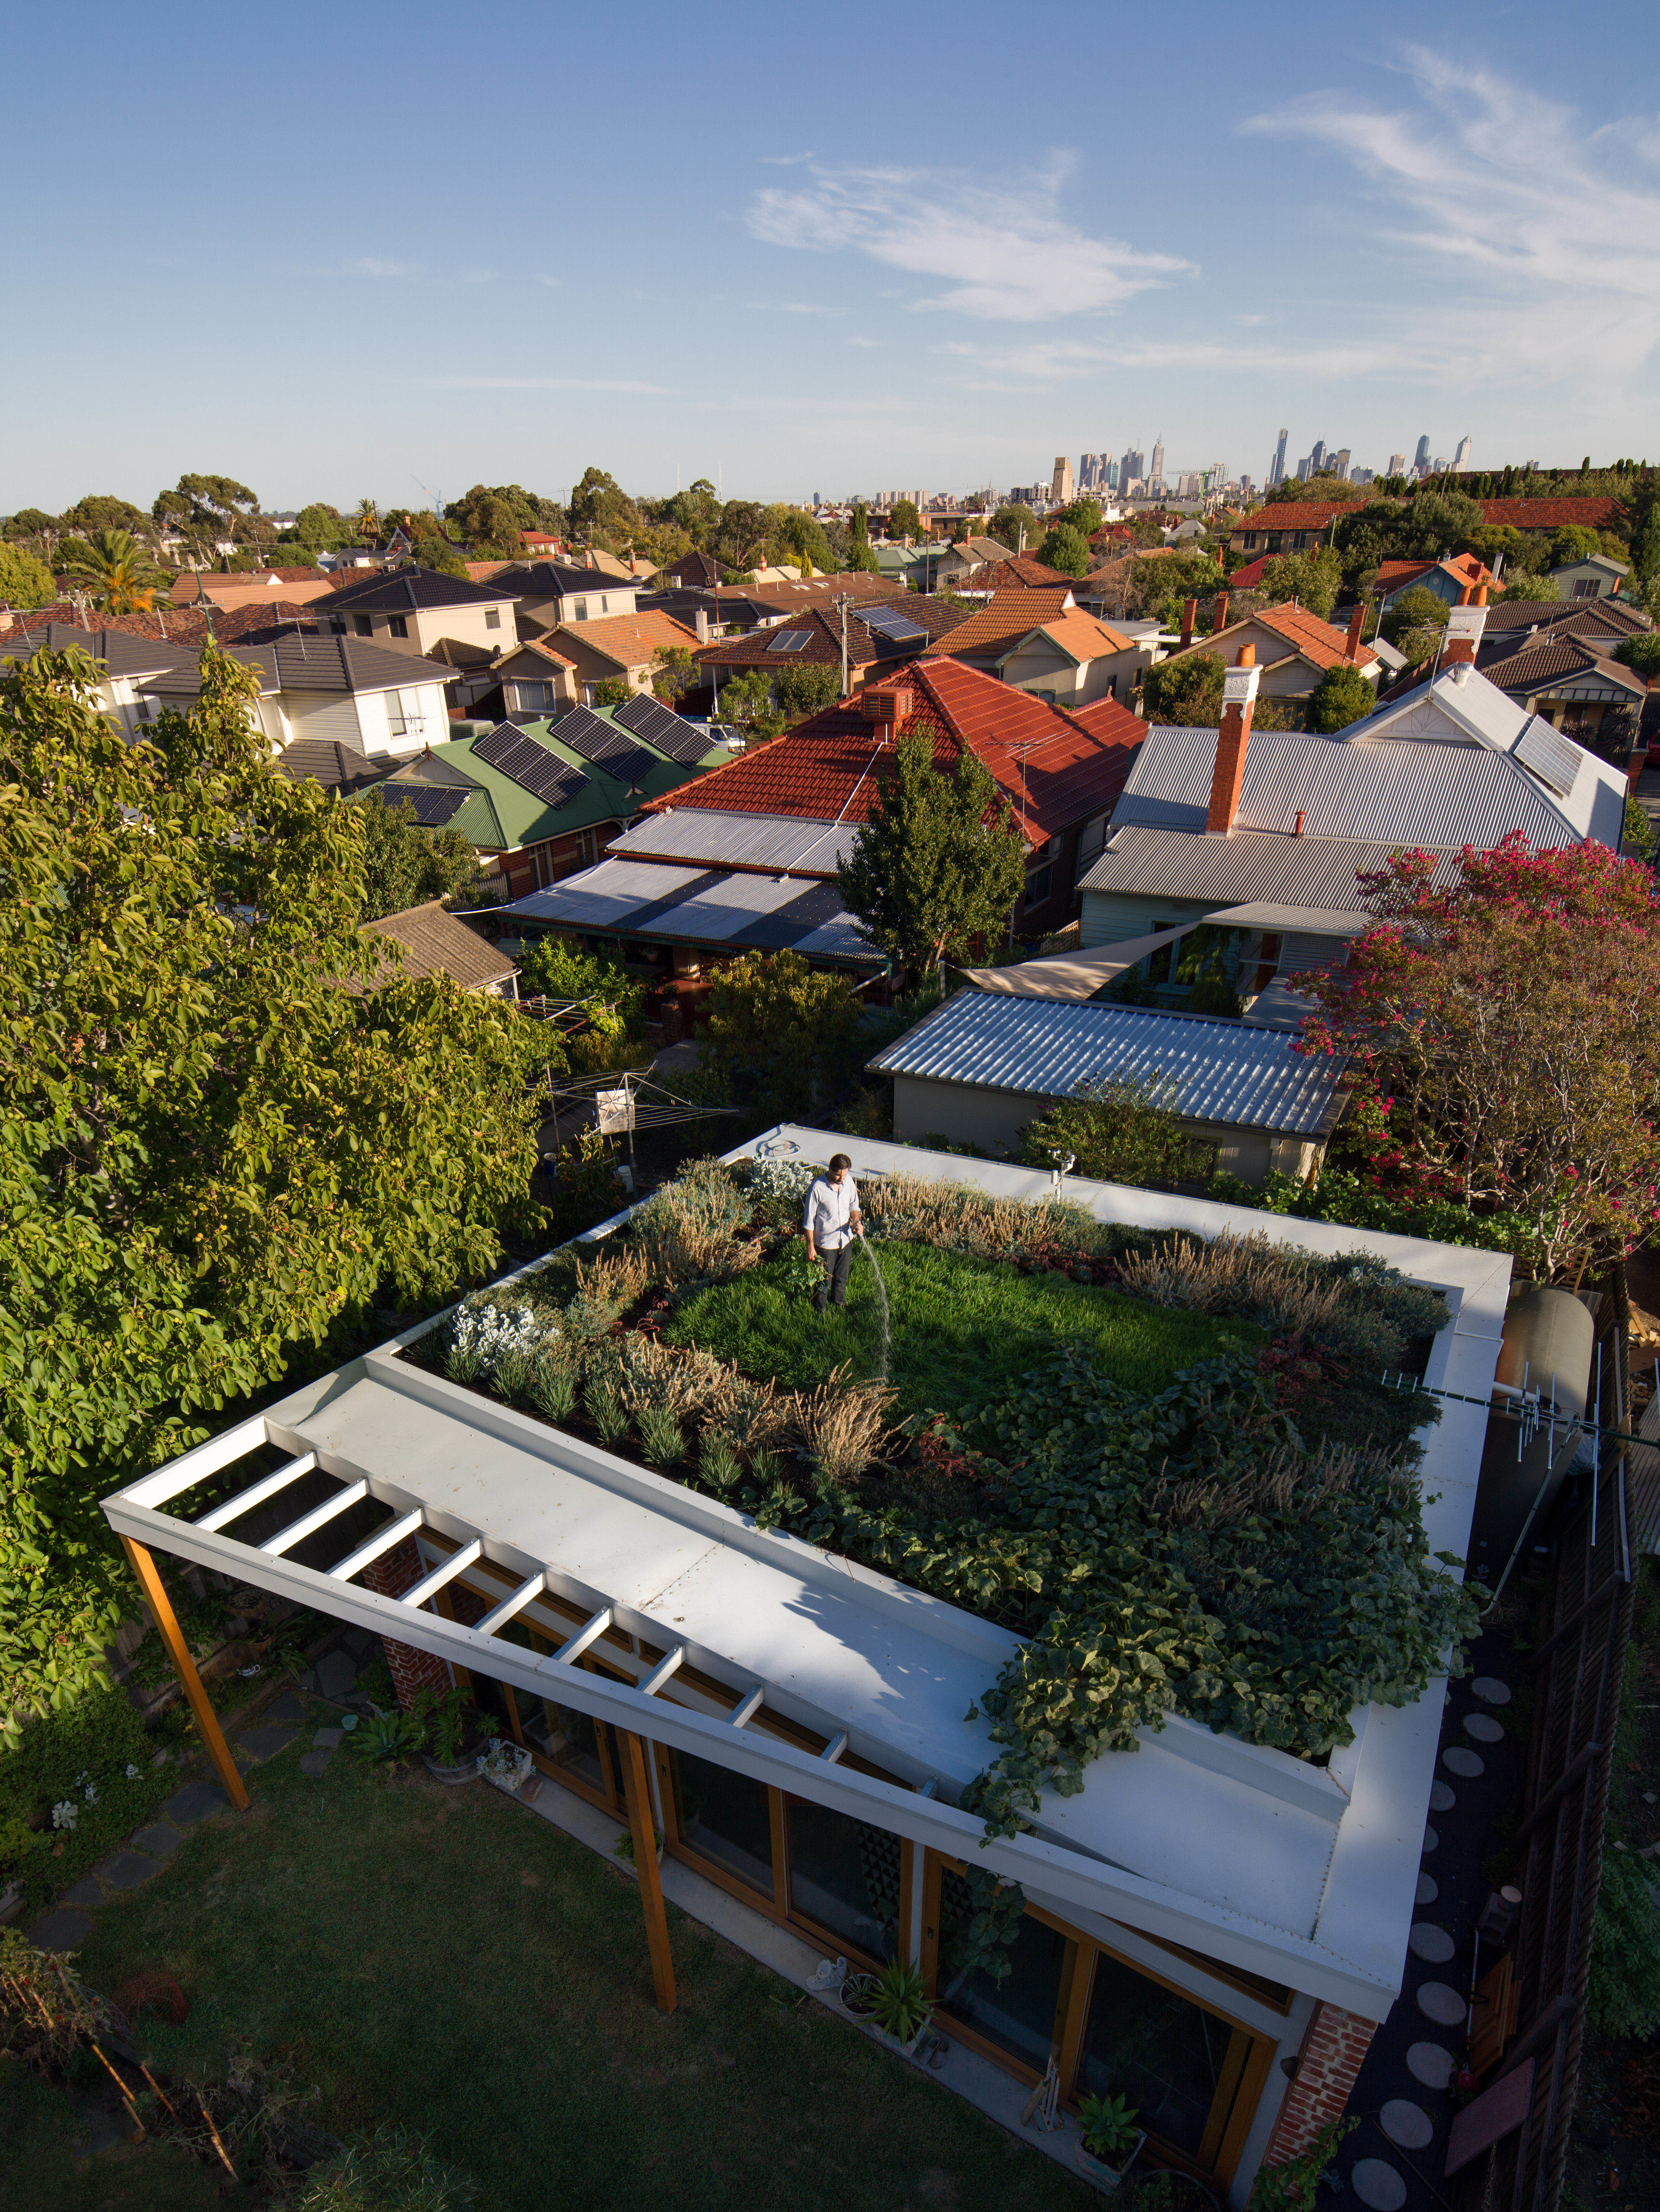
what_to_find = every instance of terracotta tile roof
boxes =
[1233,501,1366,532]
[360,899,518,993]
[641,656,1139,845]
[1476,496,1618,530]
[0,599,318,652]
[1376,559,1435,589]
[1071,694,1148,750]
[1226,555,1271,590]
[550,608,702,670]
[962,553,1079,590]
[934,589,1075,653]
[167,565,332,602]
[1479,635,1647,696]
[696,598,963,672]
[1254,603,1380,672]
[1035,608,1137,662]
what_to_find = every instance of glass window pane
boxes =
[673,1750,773,1897]
[1075,1950,1232,2162]
[935,1867,1066,2072]
[785,1798,900,1962]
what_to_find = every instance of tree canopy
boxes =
[0,644,545,1734]
[1296,836,1660,1279]
[60,495,148,538]
[837,730,1026,968]
[986,504,1041,555]
[354,795,492,922]
[1260,547,1342,620]
[713,668,786,741]
[888,498,922,541]
[1035,524,1091,577]
[57,529,169,613]
[1141,651,1224,725]
[1304,662,1378,733]
[0,541,56,608]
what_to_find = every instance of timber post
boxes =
[619,1727,676,2014]
[120,1536,251,1813]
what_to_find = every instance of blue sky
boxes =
[2,1,1657,514]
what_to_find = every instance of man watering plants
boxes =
[803,1154,862,1313]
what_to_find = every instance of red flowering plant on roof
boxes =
[1289,832,1660,1279]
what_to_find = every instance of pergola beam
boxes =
[260,1479,369,1559]
[401,1539,483,1609]
[196,1452,318,1533]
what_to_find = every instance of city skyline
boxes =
[1,3,1656,509]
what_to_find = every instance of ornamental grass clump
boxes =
[633,1160,763,1288]
[796,1367,900,1490]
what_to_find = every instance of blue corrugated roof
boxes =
[868,990,1347,1135]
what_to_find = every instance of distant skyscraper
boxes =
[1150,436,1165,489]
[1332,448,1351,480]
[1121,447,1144,492]
[1270,428,1288,487]
[1051,456,1075,504]
[1413,435,1431,474]
[1296,455,1312,482]
[1388,453,1406,479]
[1309,438,1327,476]
[1453,434,1473,470]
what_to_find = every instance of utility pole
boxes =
[834,593,853,697]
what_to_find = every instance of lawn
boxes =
[662,1238,1260,1420]
[60,1733,1090,2212]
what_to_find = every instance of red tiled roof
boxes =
[550,609,701,669]
[1232,501,1366,532]
[642,656,1141,844]
[1476,497,1617,530]
[695,598,963,671]
[962,554,1079,590]
[934,589,1075,653]
[1225,555,1270,590]
[1255,603,1379,671]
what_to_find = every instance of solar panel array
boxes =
[473,721,591,808]
[548,706,658,785]
[862,605,929,646]
[1514,719,1582,799]
[612,691,713,764]
[767,627,815,653]
[370,781,469,827]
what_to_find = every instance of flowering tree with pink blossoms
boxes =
[1295,834,1660,1281]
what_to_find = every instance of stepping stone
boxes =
[299,1749,333,1778]
[128,1822,185,1859]
[315,1651,359,1701]
[1465,1713,1505,1743]
[1443,1747,1485,1778]
[1416,1872,1440,1905]
[312,1726,344,1749]
[29,1906,92,1951]
[1380,2099,1434,2149]
[265,1691,307,1722]
[1422,1826,1439,1854]
[93,1851,164,1892]
[62,1877,106,1908]
[343,1627,373,1656]
[1351,2156,1408,2209]
[1430,1781,1456,1812]
[236,1724,298,1761]
[1407,2041,1456,2089]
[1472,1676,1511,1705]
[1409,1922,1455,1963]
[1417,1981,1466,2026]
[161,1781,230,1826]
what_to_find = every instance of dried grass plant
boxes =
[633,1187,763,1290]
[1148,1438,1414,1527]
[1116,1231,1349,1337]
[703,1370,797,1461]
[795,1367,900,1488]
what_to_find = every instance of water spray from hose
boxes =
[858,1229,891,1383]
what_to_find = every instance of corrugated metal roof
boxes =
[869,990,1347,1135]
[500,858,878,963]
[609,808,862,874]
[1079,825,1469,908]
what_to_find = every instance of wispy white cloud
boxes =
[346,256,415,278]
[758,150,815,167]
[746,152,1193,322]
[1242,53,1660,386]
[410,376,675,394]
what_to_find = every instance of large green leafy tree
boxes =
[1141,651,1224,724]
[889,499,922,540]
[702,952,863,1121]
[1305,663,1378,733]
[60,495,148,539]
[838,731,1027,969]
[151,474,259,565]
[1260,547,1342,619]
[1035,524,1091,577]
[0,645,545,1735]
[987,503,1041,554]
[0,542,56,608]
[354,795,492,922]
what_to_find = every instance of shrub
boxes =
[632,1168,762,1289]
[1022,1072,1192,1189]
[443,1295,563,1384]
[528,1357,578,1423]
[1588,1847,1660,2040]
[0,1685,171,1906]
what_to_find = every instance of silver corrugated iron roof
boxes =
[1079,825,1466,907]
[869,990,1347,1135]
[499,858,877,963]
[608,808,861,874]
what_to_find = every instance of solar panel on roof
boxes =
[767,628,814,653]
[473,721,590,808]
[1513,719,1582,799]
[612,692,714,764]
[547,706,659,785]
[375,782,470,827]
[862,606,928,645]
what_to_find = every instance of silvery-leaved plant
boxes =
[445,1294,563,1380]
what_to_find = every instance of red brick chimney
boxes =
[1212,592,1230,636]
[1180,597,1198,650]
[1344,602,1366,661]
[1206,646,1260,835]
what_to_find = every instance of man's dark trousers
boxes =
[814,1241,855,1310]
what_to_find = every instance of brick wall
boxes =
[1260,2001,1377,2166]
[360,1536,451,1711]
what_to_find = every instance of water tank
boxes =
[1468,1287,1596,1594]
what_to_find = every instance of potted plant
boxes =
[841,1958,933,2056]
[478,1739,534,1794]
[414,1688,497,1784]
[1075,2094,1145,2190]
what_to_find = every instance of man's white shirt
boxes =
[803,1175,860,1250]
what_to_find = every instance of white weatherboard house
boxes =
[104,1135,1509,2205]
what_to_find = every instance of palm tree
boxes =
[355,498,381,546]
[58,529,169,614]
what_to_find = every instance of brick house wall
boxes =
[1259,2001,1377,2166]
[360,1536,451,1711]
